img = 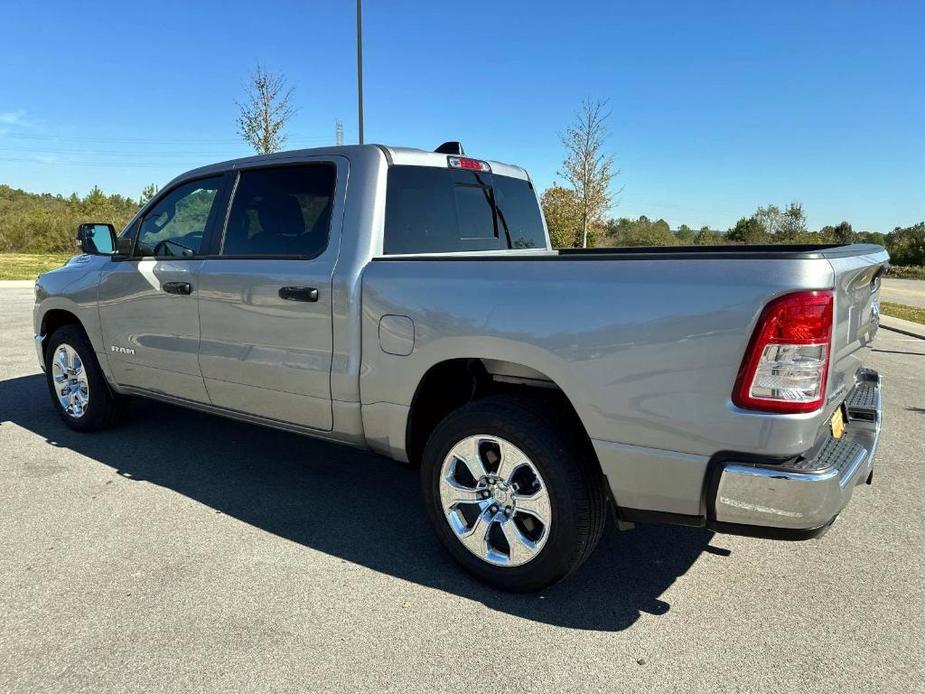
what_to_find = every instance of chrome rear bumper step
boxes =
[708,369,882,538]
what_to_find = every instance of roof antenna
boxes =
[434,141,465,155]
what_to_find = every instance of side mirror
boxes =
[76,223,117,255]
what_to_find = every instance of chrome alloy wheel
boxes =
[439,435,552,567]
[51,344,89,418]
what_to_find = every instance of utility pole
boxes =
[356,0,364,144]
[336,119,344,146]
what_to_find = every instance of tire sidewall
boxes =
[421,399,591,591]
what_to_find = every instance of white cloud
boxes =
[0,110,32,128]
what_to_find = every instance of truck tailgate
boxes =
[825,246,890,413]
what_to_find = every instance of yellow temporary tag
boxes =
[831,408,846,439]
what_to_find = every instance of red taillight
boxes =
[448,156,490,172]
[733,290,833,413]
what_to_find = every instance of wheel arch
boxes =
[404,357,598,470]
[39,309,88,360]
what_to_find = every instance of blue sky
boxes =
[2,0,923,231]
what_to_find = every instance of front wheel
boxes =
[421,395,607,592]
[44,324,122,432]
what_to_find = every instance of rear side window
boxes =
[384,166,546,254]
[222,164,336,258]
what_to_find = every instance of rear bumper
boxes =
[708,369,881,539]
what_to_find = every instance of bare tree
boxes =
[559,99,619,248]
[236,64,296,155]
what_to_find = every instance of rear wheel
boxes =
[44,324,122,432]
[421,395,607,592]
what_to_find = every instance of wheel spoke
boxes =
[439,475,482,512]
[500,518,538,564]
[456,510,491,557]
[56,349,68,374]
[514,489,551,525]
[449,437,488,481]
[497,440,530,485]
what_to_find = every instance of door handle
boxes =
[279,286,319,302]
[162,281,192,295]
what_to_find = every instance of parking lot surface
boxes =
[1,285,923,693]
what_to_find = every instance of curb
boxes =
[879,315,925,340]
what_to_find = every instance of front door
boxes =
[196,161,342,430]
[98,175,226,403]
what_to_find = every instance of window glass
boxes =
[136,177,221,257]
[222,164,336,257]
[454,183,496,240]
[384,166,459,254]
[121,218,140,241]
[492,176,546,249]
[384,166,545,254]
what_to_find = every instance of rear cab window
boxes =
[384,165,546,254]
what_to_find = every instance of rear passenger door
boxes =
[196,160,345,431]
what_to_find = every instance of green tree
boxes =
[140,184,159,205]
[675,224,695,244]
[727,216,768,244]
[857,231,887,247]
[886,223,925,266]
[777,202,808,240]
[694,226,725,245]
[819,221,854,244]
[605,216,677,247]
[754,204,782,236]
[540,185,582,248]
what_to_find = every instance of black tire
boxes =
[421,394,607,592]
[44,324,122,432]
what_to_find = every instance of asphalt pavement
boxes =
[1,285,923,693]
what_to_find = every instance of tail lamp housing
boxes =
[733,290,834,414]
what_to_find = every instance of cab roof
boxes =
[176,144,530,184]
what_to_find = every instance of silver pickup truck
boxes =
[33,144,888,591]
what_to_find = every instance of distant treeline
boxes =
[541,188,925,267]
[599,213,923,266]
[0,184,142,254]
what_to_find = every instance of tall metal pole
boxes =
[356,0,364,144]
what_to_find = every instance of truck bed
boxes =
[362,242,888,516]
